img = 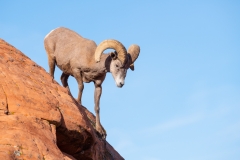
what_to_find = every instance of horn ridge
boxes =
[95,39,127,65]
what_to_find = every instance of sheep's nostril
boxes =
[120,82,124,87]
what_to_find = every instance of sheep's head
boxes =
[109,44,140,87]
[95,40,140,88]
[109,51,127,88]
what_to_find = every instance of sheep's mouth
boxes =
[116,83,124,88]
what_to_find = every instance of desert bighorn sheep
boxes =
[44,27,140,138]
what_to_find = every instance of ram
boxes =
[44,27,140,138]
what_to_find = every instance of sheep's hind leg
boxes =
[60,72,71,95]
[48,55,56,79]
[72,69,84,105]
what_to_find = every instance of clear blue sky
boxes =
[1,1,240,160]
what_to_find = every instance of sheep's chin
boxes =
[115,81,124,88]
[116,84,123,88]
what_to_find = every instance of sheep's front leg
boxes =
[73,70,84,105]
[94,80,106,139]
[76,81,84,105]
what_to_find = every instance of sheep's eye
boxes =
[115,64,119,68]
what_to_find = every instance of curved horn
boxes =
[95,39,127,65]
[128,44,140,70]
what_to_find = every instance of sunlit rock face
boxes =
[0,39,124,160]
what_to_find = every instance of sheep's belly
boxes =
[82,71,101,83]
[56,62,72,75]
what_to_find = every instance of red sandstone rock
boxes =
[0,39,124,160]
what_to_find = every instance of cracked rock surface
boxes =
[0,39,124,160]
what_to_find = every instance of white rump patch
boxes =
[44,28,57,40]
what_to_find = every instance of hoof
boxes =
[51,77,55,83]
[96,124,107,139]
[75,99,82,105]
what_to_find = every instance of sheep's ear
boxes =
[110,51,117,60]
[129,64,134,71]
[127,54,134,71]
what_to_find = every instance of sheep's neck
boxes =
[88,54,111,74]
[105,55,112,73]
